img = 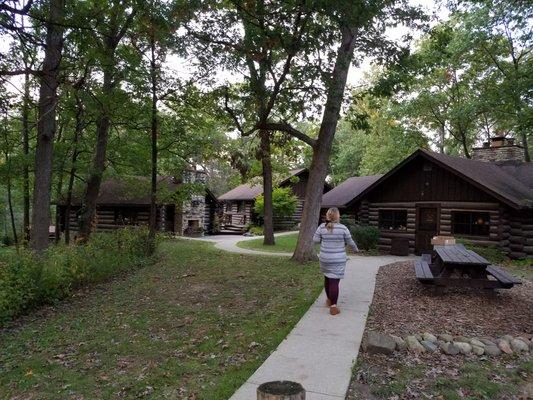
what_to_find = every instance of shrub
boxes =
[0,227,152,326]
[249,225,264,235]
[254,187,298,220]
[349,225,380,250]
[1,235,14,246]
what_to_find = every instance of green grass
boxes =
[0,239,321,400]
[236,233,379,256]
[351,358,532,400]
[237,232,302,253]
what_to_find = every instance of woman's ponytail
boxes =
[325,207,340,232]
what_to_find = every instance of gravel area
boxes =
[367,261,533,337]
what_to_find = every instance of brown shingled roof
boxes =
[321,175,382,208]
[59,176,211,206]
[345,149,533,209]
[218,168,309,201]
[217,183,263,201]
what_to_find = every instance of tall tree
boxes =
[190,0,319,245]
[77,1,137,241]
[451,0,532,161]
[257,1,424,261]
[30,0,66,252]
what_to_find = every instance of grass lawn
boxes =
[236,232,302,253]
[350,356,532,399]
[0,239,321,399]
[237,232,379,256]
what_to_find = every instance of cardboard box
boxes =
[431,236,456,246]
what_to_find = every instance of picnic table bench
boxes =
[414,244,521,289]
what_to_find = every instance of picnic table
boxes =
[415,244,521,289]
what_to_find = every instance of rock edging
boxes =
[363,331,533,357]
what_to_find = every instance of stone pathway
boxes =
[190,233,415,399]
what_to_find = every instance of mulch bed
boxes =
[347,261,533,400]
[367,261,532,337]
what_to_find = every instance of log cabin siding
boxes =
[59,205,164,233]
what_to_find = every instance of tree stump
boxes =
[257,381,305,400]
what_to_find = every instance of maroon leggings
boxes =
[324,277,340,305]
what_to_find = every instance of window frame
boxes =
[378,209,408,231]
[451,211,490,238]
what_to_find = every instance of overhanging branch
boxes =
[258,121,316,147]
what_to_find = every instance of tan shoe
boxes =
[330,305,340,315]
[326,298,332,307]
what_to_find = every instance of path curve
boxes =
[190,233,415,400]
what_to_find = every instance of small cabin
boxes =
[323,138,533,258]
[57,171,219,237]
[218,168,331,232]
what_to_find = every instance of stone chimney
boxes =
[472,136,526,163]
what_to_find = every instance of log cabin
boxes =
[322,137,533,258]
[218,168,331,232]
[56,170,219,237]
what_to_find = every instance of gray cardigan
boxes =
[313,223,358,266]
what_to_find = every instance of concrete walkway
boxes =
[190,233,415,399]
[191,231,295,257]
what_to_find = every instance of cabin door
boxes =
[415,206,439,255]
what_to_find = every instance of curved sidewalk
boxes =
[191,234,415,399]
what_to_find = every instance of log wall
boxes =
[59,205,161,233]
[346,201,513,255]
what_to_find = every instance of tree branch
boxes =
[258,121,316,147]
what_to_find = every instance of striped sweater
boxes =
[313,223,358,267]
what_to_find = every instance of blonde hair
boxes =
[325,207,340,232]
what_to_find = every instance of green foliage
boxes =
[1,235,14,246]
[254,187,298,220]
[0,228,152,326]
[456,239,507,264]
[347,224,380,251]
[249,225,264,236]
[330,94,428,180]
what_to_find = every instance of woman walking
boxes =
[313,207,358,315]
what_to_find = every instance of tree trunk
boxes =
[460,129,470,158]
[64,94,83,244]
[260,130,275,245]
[4,150,18,247]
[54,126,65,243]
[77,56,115,241]
[77,111,110,240]
[438,123,445,154]
[148,31,158,246]
[29,0,65,252]
[22,68,31,243]
[292,25,357,262]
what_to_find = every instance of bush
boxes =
[0,227,152,326]
[254,187,298,220]
[348,225,380,250]
[249,225,264,235]
[1,235,14,246]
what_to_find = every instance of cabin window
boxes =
[378,210,407,231]
[115,209,138,225]
[237,201,245,213]
[452,211,490,237]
